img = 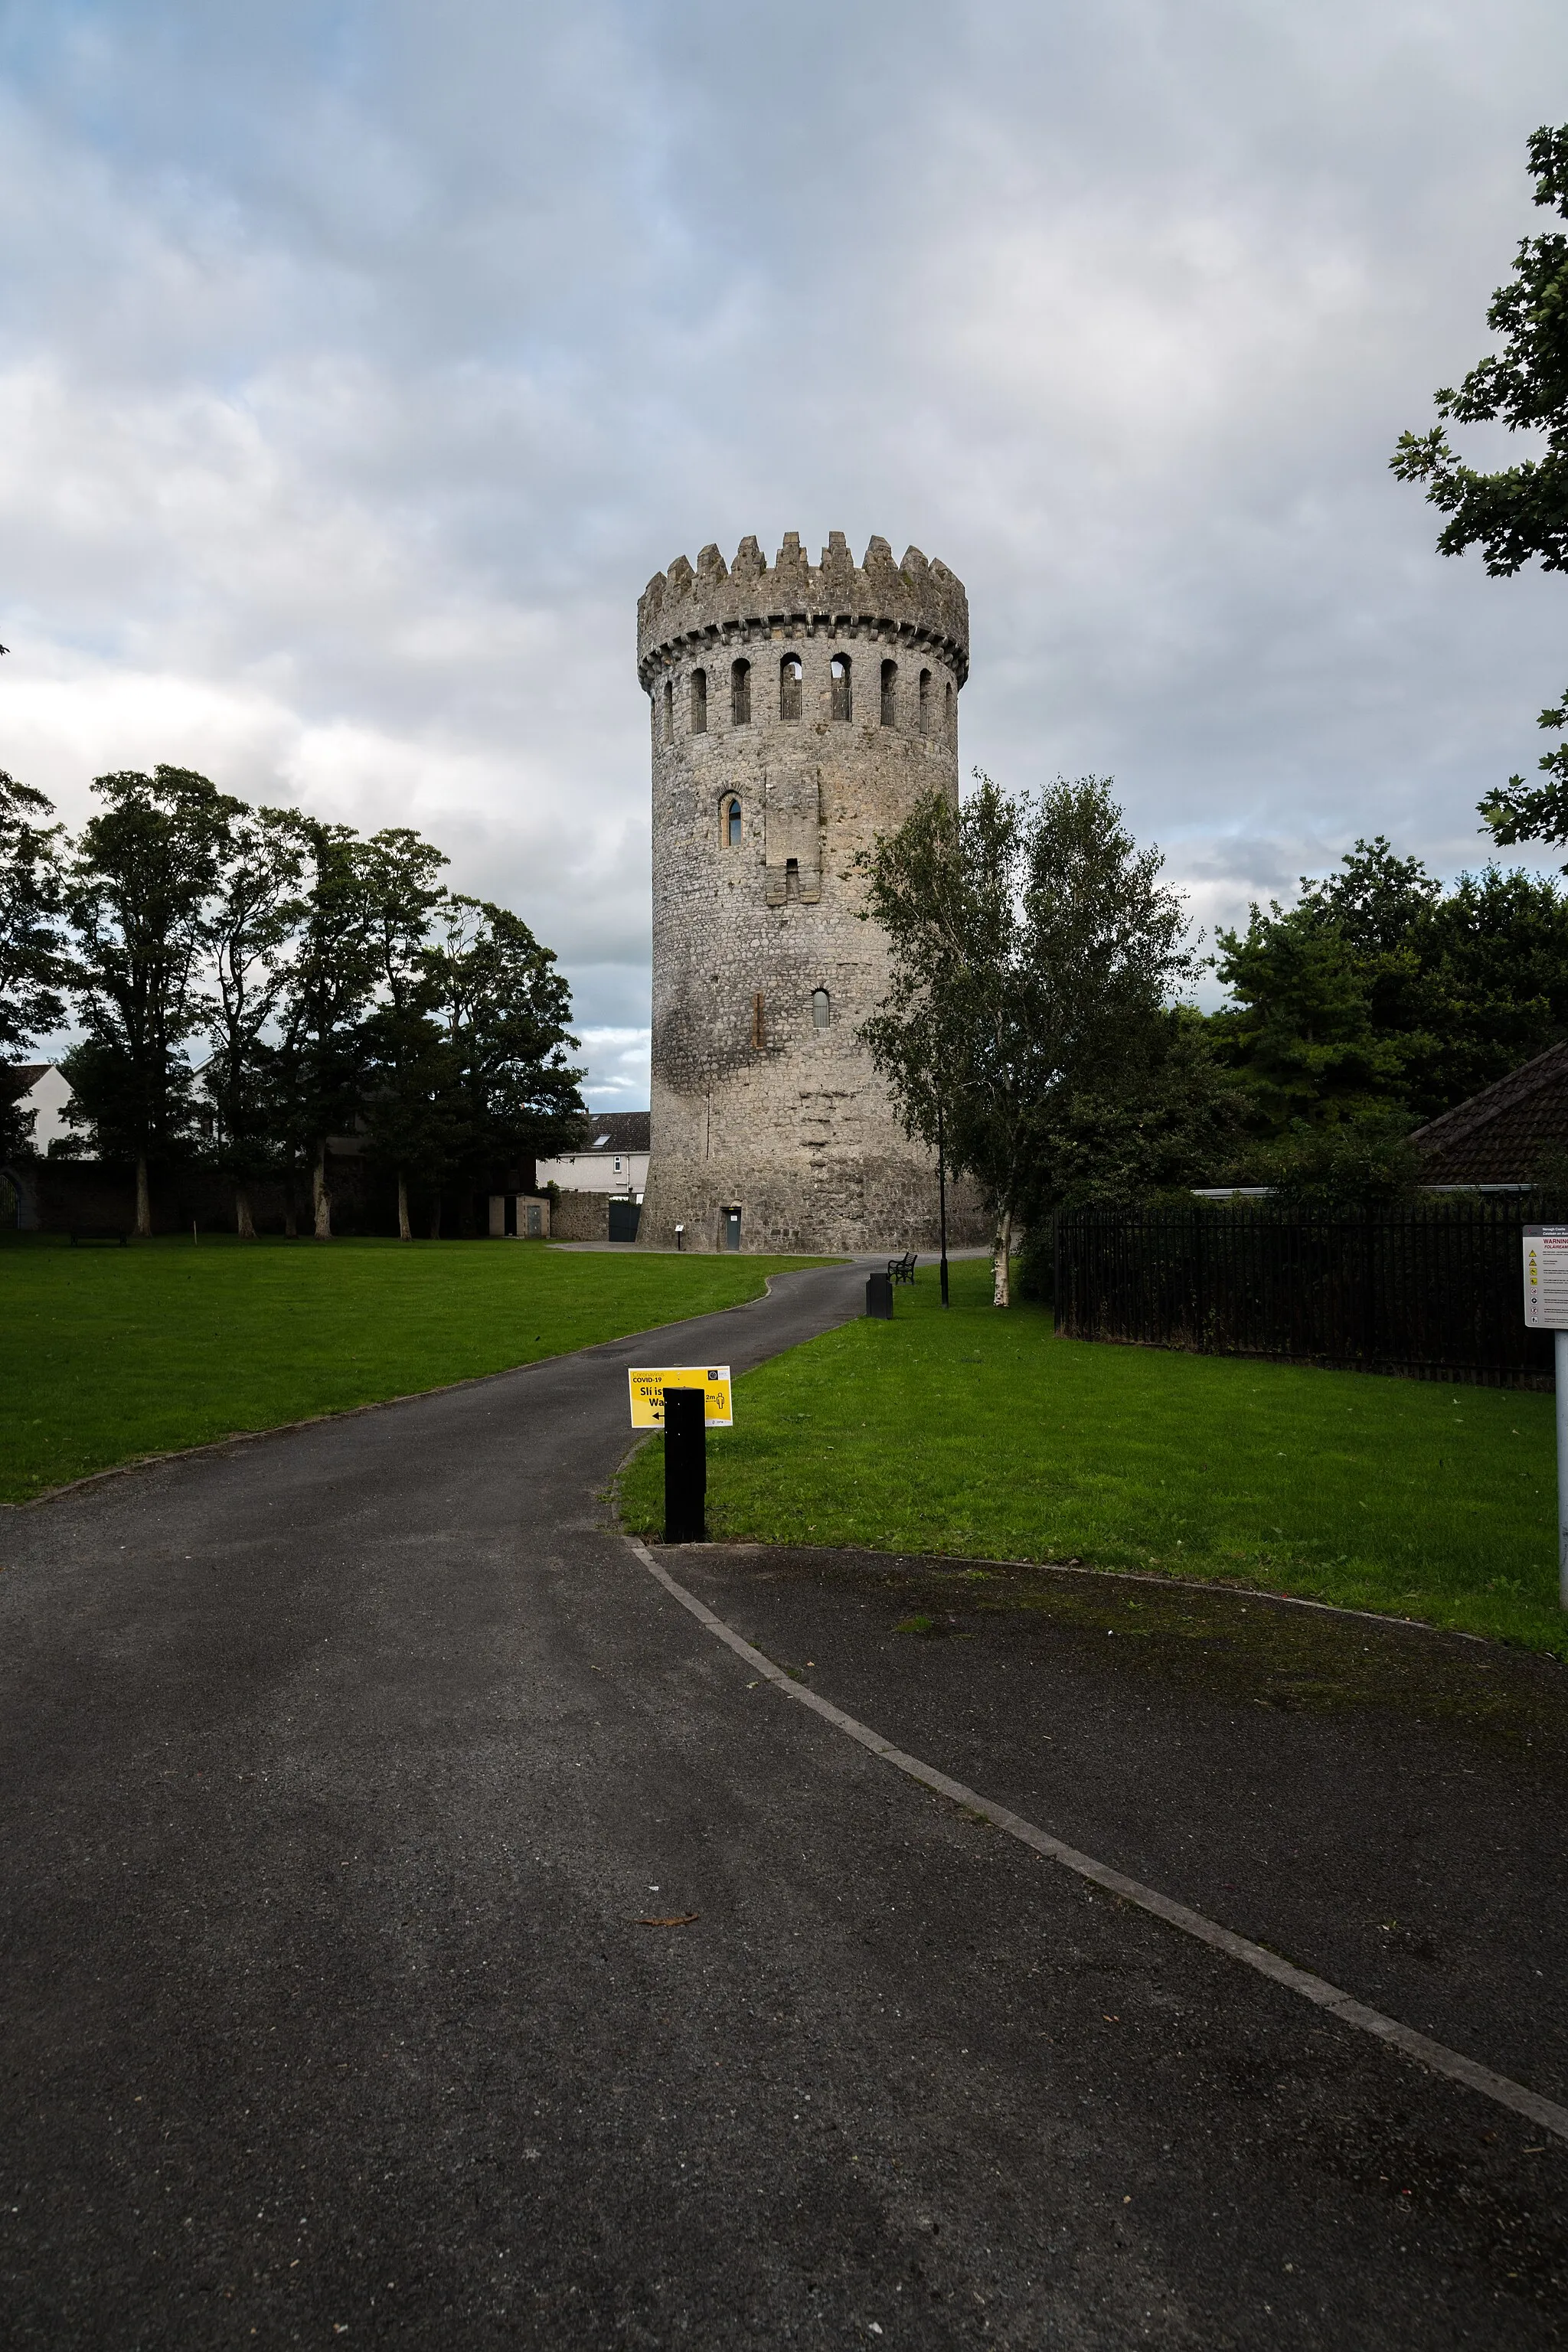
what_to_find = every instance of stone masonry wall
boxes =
[637,531,990,1255]
[550,1187,611,1242]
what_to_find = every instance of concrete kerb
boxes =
[621,1529,1568,2145]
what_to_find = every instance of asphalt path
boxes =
[2,1258,1564,2348]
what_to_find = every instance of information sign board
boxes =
[627,1366,733,1428]
[1524,1227,1568,1331]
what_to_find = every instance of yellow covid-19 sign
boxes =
[627,1366,733,1428]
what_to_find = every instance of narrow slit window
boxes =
[731,658,751,725]
[785,855,800,903]
[830,653,851,721]
[662,678,674,742]
[812,988,831,1029]
[751,991,765,1050]
[779,653,802,721]
[723,795,742,847]
[880,658,897,726]
[944,681,954,737]
[919,668,932,733]
[691,668,707,733]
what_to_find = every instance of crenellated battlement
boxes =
[637,531,969,688]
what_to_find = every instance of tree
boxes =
[1208,839,1434,1132]
[1031,1011,1244,1210]
[63,767,239,1234]
[1406,863,1568,1112]
[413,896,586,1231]
[861,774,1194,1305]
[0,771,69,1159]
[360,998,466,1240]
[1246,1116,1423,1213]
[201,808,305,1237]
[1392,122,1568,847]
[1210,837,1568,1128]
[354,826,452,1240]
[270,820,455,1239]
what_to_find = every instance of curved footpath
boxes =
[2,1260,1564,2347]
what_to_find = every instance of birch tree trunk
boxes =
[312,1148,332,1240]
[235,1185,256,1240]
[134,1153,152,1240]
[397,1171,412,1243]
[991,1204,1013,1307]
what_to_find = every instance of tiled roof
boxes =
[581,1111,650,1153]
[1409,1041,1568,1182]
[0,1063,53,1106]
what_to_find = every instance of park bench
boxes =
[887,1251,918,1285]
[69,1226,129,1246]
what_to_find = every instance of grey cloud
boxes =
[2,1,1566,1106]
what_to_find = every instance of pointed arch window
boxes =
[918,668,932,733]
[691,668,707,733]
[662,678,674,742]
[944,681,954,737]
[779,652,802,721]
[880,658,898,727]
[731,658,751,725]
[830,653,851,721]
[722,795,742,847]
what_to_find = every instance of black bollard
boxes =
[866,1269,893,1319]
[663,1385,707,1543]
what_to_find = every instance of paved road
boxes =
[2,1259,1563,2348]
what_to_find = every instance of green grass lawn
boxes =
[0,1236,828,1504]
[621,1256,1568,1658]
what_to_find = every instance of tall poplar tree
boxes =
[64,767,238,1234]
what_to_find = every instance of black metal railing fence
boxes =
[1053,1200,1553,1387]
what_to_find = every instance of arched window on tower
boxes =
[662,678,674,743]
[779,652,802,721]
[691,668,707,733]
[880,658,897,727]
[731,658,751,725]
[812,988,831,1029]
[830,653,852,721]
[918,668,932,733]
[722,795,742,848]
[945,681,954,737]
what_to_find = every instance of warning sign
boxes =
[1523,1227,1568,1329]
[627,1366,733,1428]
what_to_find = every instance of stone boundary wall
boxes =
[550,1187,612,1242]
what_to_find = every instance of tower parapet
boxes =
[638,531,969,690]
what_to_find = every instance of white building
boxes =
[1,1063,74,1154]
[535,1111,650,1200]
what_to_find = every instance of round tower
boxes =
[636,529,981,1254]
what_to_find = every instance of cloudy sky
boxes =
[2,1,1564,1102]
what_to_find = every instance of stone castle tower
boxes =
[636,529,978,1254]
